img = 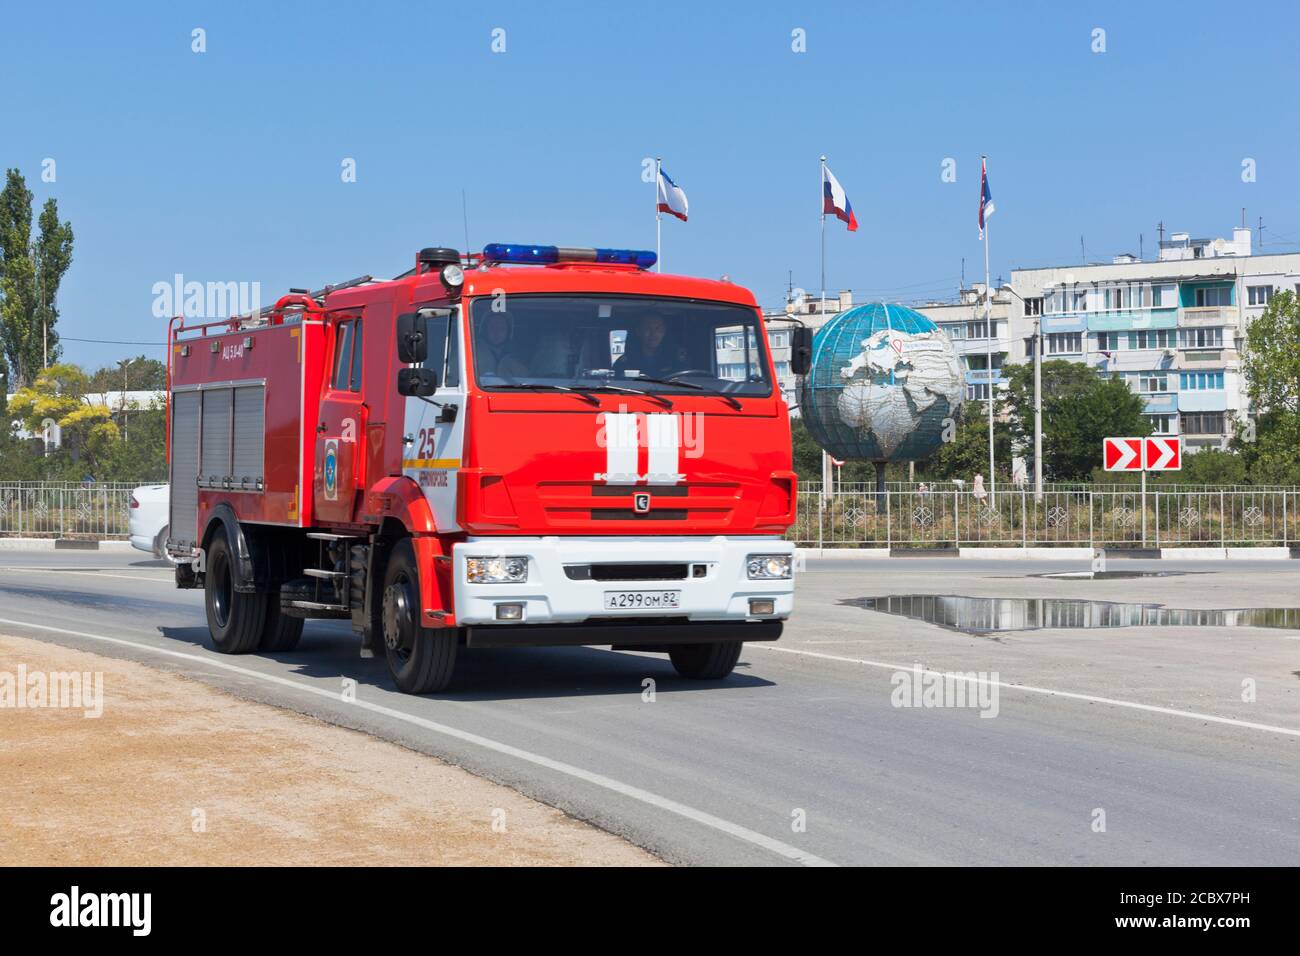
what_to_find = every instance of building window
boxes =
[1179,327,1223,349]
[1194,286,1231,307]
[1096,332,1122,351]
[1247,285,1274,306]
[1128,329,1175,350]
[1151,284,1175,308]
[1136,372,1168,393]
[1024,297,1043,316]
[768,330,791,348]
[966,319,991,339]
[1047,332,1082,354]
[1179,371,1224,390]
[1181,411,1224,435]
[1146,414,1174,434]
[966,383,991,401]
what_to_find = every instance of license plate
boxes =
[603,589,681,610]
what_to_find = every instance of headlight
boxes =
[466,556,528,584]
[747,553,792,580]
[441,263,465,288]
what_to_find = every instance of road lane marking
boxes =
[0,615,836,868]
[0,566,172,583]
[750,644,1300,739]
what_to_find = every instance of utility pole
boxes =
[1033,316,1043,502]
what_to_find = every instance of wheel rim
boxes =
[383,572,418,665]
[211,550,232,628]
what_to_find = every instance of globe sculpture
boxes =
[799,303,964,496]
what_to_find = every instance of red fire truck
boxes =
[167,243,808,693]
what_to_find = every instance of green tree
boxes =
[6,363,119,477]
[1005,360,1151,480]
[919,398,1014,481]
[88,356,167,394]
[0,168,75,387]
[1242,290,1300,414]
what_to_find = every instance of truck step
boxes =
[304,568,346,580]
[285,599,351,612]
[305,532,360,542]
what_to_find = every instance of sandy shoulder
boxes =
[0,634,660,866]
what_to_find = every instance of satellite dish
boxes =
[1213,237,1226,252]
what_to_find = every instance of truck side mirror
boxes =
[790,326,813,376]
[397,367,438,396]
[396,313,428,364]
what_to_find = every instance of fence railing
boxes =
[0,482,139,539]
[790,486,1297,549]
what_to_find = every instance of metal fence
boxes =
[790,486,1298,549]
[0,482,138,539]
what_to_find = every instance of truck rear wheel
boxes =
[259,602,304,652]
[381,538,458,694]
[204,529,269,654]
[668,641,743,680]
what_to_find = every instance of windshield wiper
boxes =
[582,382,674,409]
[486,382,600,406]
[628,374,743,410]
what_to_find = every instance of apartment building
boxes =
[1002,226,1298,451]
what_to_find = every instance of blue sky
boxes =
[3,0,1299,370]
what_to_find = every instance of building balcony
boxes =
[1177,390,1228,412]
[1085,308,1179,332]
[1141,392,1178,414]
[1180,306,1239,327]
[964,369,1006,384]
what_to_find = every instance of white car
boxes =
[129,484,170,558]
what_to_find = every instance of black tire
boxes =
[668,640,743,680]
[204,530,269,654]
[381,538,458,694]
[259,601,304,652]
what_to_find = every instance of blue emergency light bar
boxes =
[482,243,657,270]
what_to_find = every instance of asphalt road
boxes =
[2,549,1298,866]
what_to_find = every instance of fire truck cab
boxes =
[167,243,807,694]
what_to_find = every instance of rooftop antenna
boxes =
[961,256,965,290]
[1258,216,1265,250]
[461,189,471,255]
[1080,235,1085,263]
[1139,233,1144,260]
[1241,207,1246,229]
[1157,220,1165,244]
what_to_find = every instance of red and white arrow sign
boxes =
[1144,436,1182,471]
[1103,437,1144,471]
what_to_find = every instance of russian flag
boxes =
[978,156,995,239]
[656,167,688,222]
[822,163,857,232]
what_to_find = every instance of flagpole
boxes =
[819,155,827,315]
[655,157,662,273]
[983,155,995,503]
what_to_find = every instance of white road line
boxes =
[0,615,836,868]
[0,567,171,583]
[750,644,1300,739]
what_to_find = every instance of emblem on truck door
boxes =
[323,439,339,500]
[633,492,651,514]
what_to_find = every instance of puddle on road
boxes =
[845,595,1300,634]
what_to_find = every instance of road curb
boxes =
[0,537,135,552]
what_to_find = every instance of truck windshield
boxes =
[469,295,772,397]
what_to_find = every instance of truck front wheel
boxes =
[668,641,743,680]
[204,529,269,654]
[381,538,458,694]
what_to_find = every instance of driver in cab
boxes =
[476,311,529,379]
[613,314,689,379]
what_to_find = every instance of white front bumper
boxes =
[451,535,794,626]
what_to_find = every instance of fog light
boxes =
[495,603,524,621]
[467,556,529,583]
[749,599,776,615]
